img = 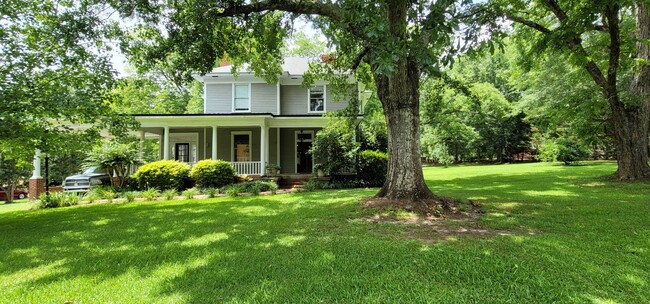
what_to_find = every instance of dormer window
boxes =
[308,85,326,113]
[233,84,251,112]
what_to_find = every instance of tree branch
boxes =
[215,0,343,22]
[506,14,552,34]
[545,0,568,21]
[605,4,621,92]
[351,47,370,70]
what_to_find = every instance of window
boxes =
[234,84,250,111]
[308,85,325,113]
[231,132,252,162]
[175,143,190,162]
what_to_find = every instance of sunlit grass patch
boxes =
[0,162,647,303]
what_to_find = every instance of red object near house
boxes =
[0,188,28,200]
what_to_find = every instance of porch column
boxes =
[260,125,267,176]
[28,149,44,200]
[163,126,170,160]
[32,149,42,179]
[211,126,218,159]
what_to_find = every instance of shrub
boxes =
[225,187,239,197]
[85,141,141,188]
[124,191,137,203]
[540,138,591,165]
[357,150,388,187]
[309,119,359,175]
[183,188,198,199]
[190,159,236,189]
[205,188,218,198]
[221,181,278,195]
[303,178,361,191]
[132,160,190,191]
[142,188,159,201]
[163,189,177,200]
[36,192,81,209]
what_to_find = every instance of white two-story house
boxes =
[134,57,362,176]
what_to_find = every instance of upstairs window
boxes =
[308,85,325,113]
[233,84,250,112]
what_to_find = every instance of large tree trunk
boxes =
[372,1,436,202]
[613,1,650,180]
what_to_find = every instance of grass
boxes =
[0,161,648,303]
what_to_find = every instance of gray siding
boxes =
[280,85,307,115]
[326,85,355,112]
[269,128,279,166]
[205,84,232,113]
[251,84,277,114]
[214,128,261,162]
[279,128,320,174]
[280,85,356,115]
[280,128,296,173]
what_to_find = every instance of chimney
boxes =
[219,57,230,67]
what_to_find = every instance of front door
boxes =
[175,143,190,162]
[295,130,314,174]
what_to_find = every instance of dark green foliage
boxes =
[86,141,141,188]
[190,160,237,189]
[357,150,388,187]
[540,137,591,165]
[303,178,362,191]
[132,160,190,191]
[309,119,359,175]
[0,154,31,204]
[221,181,278,196]
[36,192,80,209]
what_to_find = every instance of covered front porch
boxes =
[135,114,328,176]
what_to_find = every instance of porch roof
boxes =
[133,113,363,129]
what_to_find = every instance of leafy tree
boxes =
[282,27,331,58]
[86,142,141,188]
[185,81,205,114]
[359,96,388,152]
[0,0,137,159]
[0,154,31,203]
[488,0,650,179]
[110,73,196,114]
[115,0,488,205]
[309,118,359,176]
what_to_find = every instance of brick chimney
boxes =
[219,57,230,67]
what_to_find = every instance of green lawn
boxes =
[0,162,648,303]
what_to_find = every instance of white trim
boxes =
[211,126,217,159]
[163,126,170,160]
[276,128,280,167]
[203,82,207,113]
[32,149,42,179]
[232,83,252,113]
[169,132,199,163]
[307,84,327,114]
[294,130,314,174]
[276,82,280,115]
[230,131,253,162]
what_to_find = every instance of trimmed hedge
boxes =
[132,160,190,190]
[191,159,237,188]
[357,150,388,187]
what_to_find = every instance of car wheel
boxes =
[18,194,26,199]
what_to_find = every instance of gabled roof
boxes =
[209,57,310,76]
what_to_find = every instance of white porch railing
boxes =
[231,161,262,175]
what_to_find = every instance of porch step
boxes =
[279,176,312,189]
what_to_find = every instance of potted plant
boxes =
[314,163,325,177]
[266,163,281,176]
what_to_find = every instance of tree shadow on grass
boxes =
[0,181,647,303]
